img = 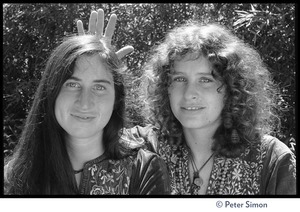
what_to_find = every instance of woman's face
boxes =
[55,54,115,141]
[168,54,226,132]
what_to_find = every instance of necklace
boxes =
[74,169,83,174]
[190,152,215,188]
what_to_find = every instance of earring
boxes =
[223,113,233,129]
[231,129,240,144]
[224,113,240,144]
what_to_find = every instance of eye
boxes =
[93,84,106,91]
[199,78,213,83]
[173,76,186,82]
[65,82,80,88]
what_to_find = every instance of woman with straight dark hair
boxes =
[4,34,170,195]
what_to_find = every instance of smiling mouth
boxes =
[71,114,94,120]
[181,107,205,111]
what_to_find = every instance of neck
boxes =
[183,127,215,162]
[65,134,105,171]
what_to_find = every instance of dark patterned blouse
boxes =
[122,126,296,195]
[4,148,171,195]
[77,148,170,195]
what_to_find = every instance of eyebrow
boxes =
[171,71,213,76]
[67,76,112,84]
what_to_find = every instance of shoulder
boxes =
[113,148,168,180]
[132,149,170,181]
[128,148,171,195]
[261,135,295,160]
[259,135,296,194]
[127,148,168,174]
[239,135,296,172]
[260,135,296,179]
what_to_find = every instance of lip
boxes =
[71,113,96,121]
[181,106,205,111]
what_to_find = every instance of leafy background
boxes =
[3,3,296,157]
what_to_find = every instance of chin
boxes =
[179,121,203,130]
[176,116,198,126]
[67,127,95,137]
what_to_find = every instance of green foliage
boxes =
[3,3,295,157]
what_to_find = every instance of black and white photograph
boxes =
[2,3,297,211]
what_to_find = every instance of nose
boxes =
[76,89,94,110]
[184,82,198,100]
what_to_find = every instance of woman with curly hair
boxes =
[4,33,170,195]
[135,21,296,195]
[78,9,296,195]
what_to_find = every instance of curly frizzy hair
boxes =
[140,21,281,157]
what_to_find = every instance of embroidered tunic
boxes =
[77,148,170,195]
[4,148,171,195]
[122,126,296,195]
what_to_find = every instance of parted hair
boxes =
[4,35,127,194]
[141,21,280,157]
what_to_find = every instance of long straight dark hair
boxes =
[5,35,126,194]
